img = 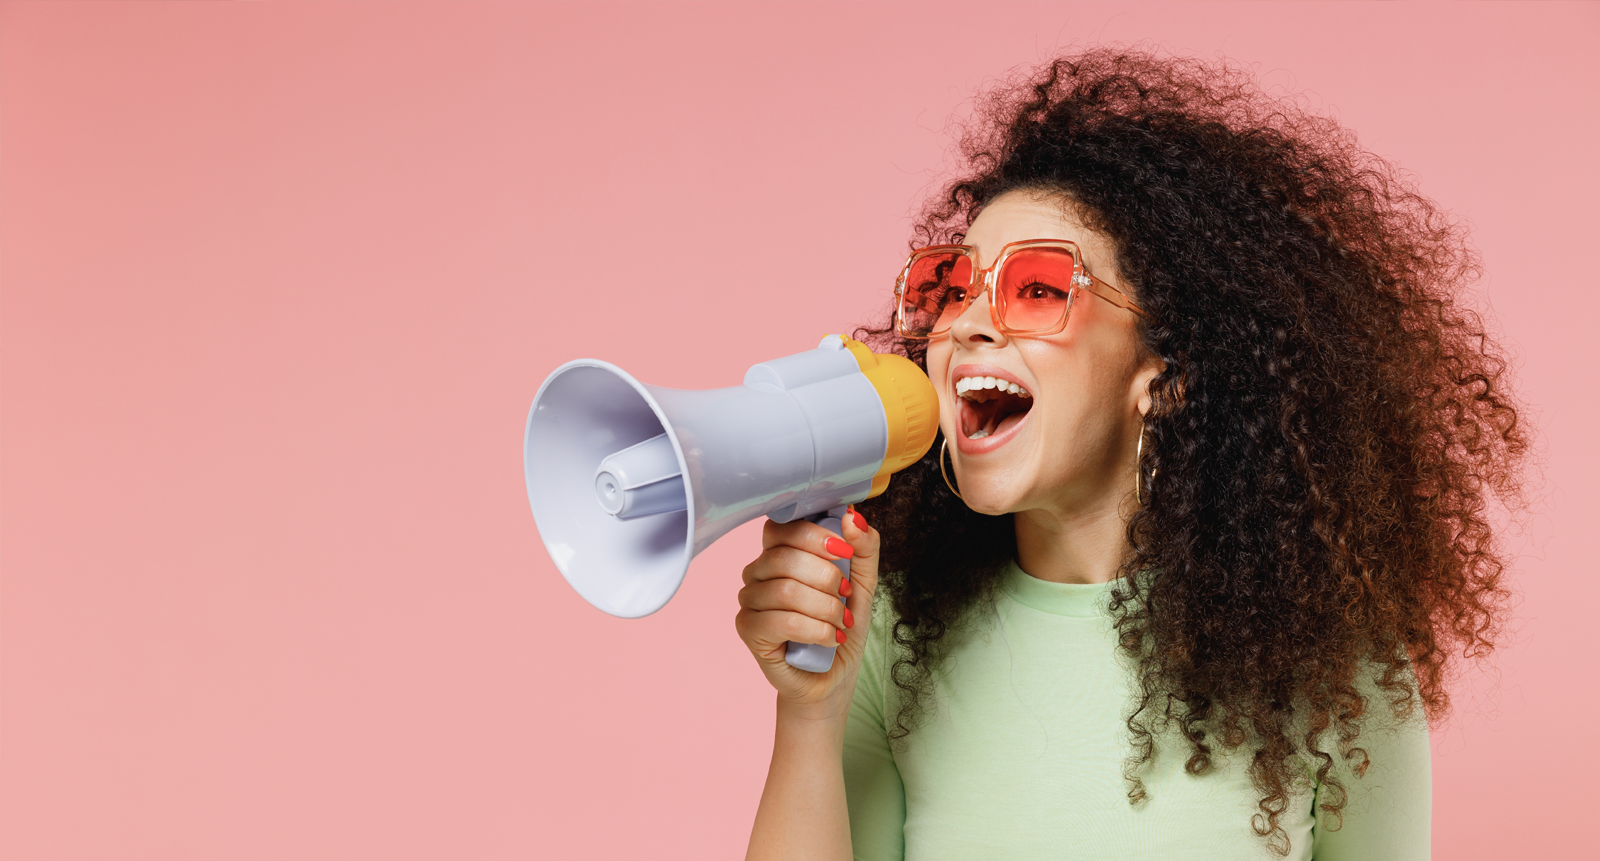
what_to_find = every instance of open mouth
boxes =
[956,375,1033,440]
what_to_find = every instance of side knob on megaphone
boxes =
[524,334,938,672]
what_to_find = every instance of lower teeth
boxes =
[969,429,991,439]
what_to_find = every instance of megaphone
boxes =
[524,334,938,672]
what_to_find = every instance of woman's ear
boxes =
[1135,350,1186,419]
[1133,355,1167,418]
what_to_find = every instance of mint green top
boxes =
[842,561,1431,860]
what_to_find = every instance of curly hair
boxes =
[852,48,1527,854]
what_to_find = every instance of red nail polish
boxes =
[843,607,854,628]
[835,628,847,644]
[839,577,852,597]
[825,536,854,558]
[851,509,868,533]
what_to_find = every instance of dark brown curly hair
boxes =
[852,48,1527,854]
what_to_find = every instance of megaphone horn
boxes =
[524,334,939,672]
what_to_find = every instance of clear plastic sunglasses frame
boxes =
[893,238,1149,339]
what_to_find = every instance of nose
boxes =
[948,284,1006,347]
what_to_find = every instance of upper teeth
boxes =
[955,376,1031,398]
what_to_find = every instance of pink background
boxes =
[2,2,1595,857]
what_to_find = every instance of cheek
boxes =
[923,340,956,429]
[925,339,952,382]
[1026,346,1124,435]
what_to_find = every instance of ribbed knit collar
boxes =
[999,559,1123,618]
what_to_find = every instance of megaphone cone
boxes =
[524,334,937,670]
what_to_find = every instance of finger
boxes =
[738,579,849,632]
[832,507,879,645]
[742,544,843,590]
[839,506,881,591]
[738,559,850,625]
[840,506,878,559]
[735,605,841,650]
[741,548,848,603]
[762,517,857,563]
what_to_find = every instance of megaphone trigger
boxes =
[525,335,938,667]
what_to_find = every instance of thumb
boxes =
[840,505,881,598]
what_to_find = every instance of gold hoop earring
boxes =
[1135,425,1157,506]
[1135,429,1144,506]
[939,438,963,500]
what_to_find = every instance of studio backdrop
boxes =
[2,2,1595,859]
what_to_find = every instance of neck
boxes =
[1013,496,1132,585]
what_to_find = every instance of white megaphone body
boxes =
[524,334,938,672]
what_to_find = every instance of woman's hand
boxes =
[735,507,879,722]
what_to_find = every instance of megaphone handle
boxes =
[783,506,852,673]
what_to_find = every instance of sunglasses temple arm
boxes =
[1082,279,1150,320]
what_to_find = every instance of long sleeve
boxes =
[842,590,906,861]
[1310,703,1432,860]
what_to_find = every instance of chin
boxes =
[949,467,1031,516]
[960,496,1015,517]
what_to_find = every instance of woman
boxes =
[735,49,1525,860]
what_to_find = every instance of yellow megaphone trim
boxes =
[831,335,940,499]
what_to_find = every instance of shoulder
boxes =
[1304,664,1432,859]
[1298,660,1432,835]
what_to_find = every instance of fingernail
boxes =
[835,628,847,644]
[843,607,854,628]
[851,509,868,533]
[825,536,854,558]
[839,577,852,597]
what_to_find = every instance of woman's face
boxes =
[925,190,1162,518]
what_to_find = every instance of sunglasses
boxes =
[894,239,1148,339]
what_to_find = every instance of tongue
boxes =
[992,410,1027,437]
[963,394,1031,439]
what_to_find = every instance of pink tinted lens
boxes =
[901,252,972,335]
[996,247,1077,332]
